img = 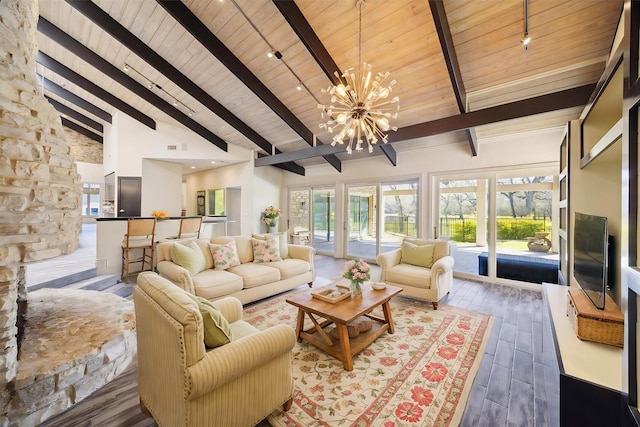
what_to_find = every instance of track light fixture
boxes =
[522,0,531,50]
[228,0,312,96]
[124,62,195,117]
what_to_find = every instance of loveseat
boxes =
[376,238,454,309]
[156,234,315,305]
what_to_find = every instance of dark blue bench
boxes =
[478,252,558,284]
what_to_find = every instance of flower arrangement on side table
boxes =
[342,259,371,297]
[261,205,281,231]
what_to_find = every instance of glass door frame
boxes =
[287,186,337,256]
[345,183,380,263]
[344,177,420,263]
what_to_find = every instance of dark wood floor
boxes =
[39,255,558,427]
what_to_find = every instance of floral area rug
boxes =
[243,292,494,427]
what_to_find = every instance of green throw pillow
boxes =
[189,295,233,348]
[170,241,206,276]
[401,241,435,268]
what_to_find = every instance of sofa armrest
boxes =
[210,297,243,323]
[186,324,295,400]
[287,244,315,263]
[157,260,196,295]
[377,249,402,280]
[431,255,454,275]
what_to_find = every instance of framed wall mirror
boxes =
[207,188,225,216]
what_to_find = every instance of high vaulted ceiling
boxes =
[36,0,623,175]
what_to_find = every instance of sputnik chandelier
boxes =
[318,0,399,154]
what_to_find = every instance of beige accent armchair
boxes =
[134,272,296,426]
[376,239,455,309]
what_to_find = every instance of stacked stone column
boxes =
[0,0,82,423]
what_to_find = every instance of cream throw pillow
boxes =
[400,241,435,268]
[170,241,206,276]
[188,295,233,348]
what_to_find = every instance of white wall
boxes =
[252,165,284,233]
[76,162,103,183]
[141,159,183,217]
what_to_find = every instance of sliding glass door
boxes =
[494,175,557,284]
[346,180,418,261]
[379,182,418,254]
[438,178,488,276]
[436,169,558,285]
[312,188,335,254]
[288,187,336,256]
[346,185,377,261]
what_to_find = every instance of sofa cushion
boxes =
[188,294,233,348]
[267,259,311,279]
[192,269,244,300]
[170,241,206,276]
[386,263,432,289]
[228,263,281,288]
[252,237,282,263]
[209,240,241,270]
[401,241,435,268]
[231,236,254,264]
[252,232,289,259]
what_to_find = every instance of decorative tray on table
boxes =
[311,286,351,303]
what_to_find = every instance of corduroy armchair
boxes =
[134,272,296,426]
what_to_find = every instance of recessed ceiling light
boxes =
[191,166,196,169]
[211,161,216,164]
[267,52,273,58]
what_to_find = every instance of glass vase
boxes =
[349,281,363,297]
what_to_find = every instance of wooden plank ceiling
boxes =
[35,0,623,174]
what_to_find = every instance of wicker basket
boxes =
[566,288,624,348]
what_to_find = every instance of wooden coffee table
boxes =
[286,283,402,371]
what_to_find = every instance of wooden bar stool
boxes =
[121,218,156,282]
[177,216,203,239]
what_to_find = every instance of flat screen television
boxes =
[573,212,609,310]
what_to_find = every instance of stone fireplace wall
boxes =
[0,0,82,422]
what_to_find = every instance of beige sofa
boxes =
[156,235,315,304]
[376,239,454,309]
[134,271,295,426]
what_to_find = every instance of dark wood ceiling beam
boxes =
[36,51,156,129]
[255,83,596,166]
[45,94,103,133]
[273,0,397,167]
[157,0,340,172]
[429,0,478,156]
[61,117,103,143]
[38,18,227,151]
[273,0,342,85]
[39,75,112,123]
[64,1,281,159]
